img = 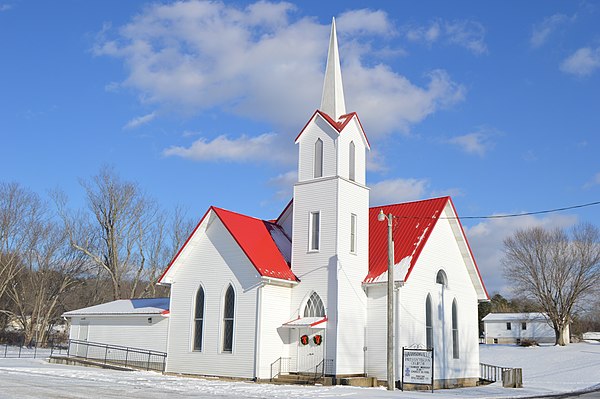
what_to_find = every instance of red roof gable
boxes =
[295,110,370,148]
[365,197,449,284]
[159,207,298,284]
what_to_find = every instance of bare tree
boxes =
[8,222,88,344]
[55,167,159,300]
[503,223,600,345]
[0,183,44,302]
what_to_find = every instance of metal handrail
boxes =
[66,339,167,372]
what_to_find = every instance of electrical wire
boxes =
[392,200,600,221]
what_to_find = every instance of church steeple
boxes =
[320,18,346,120]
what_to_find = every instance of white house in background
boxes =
[63,298,170,354]
[482,313,557,345]
[156,19,489,388]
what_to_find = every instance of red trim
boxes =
[157,207,212,284]
[310,316,328,327]
[161,310,170,315]
[294,110,370,148]
[447,198,490,300]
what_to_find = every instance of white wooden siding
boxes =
[256,284,292,379]
[297,115,338,182]
[366,207,480,382]
[165,213,261,379]
[68,315,168,353]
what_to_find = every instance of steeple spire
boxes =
[320,17,346,120]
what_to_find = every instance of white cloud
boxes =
[447,131,494,157]
[369,178,429,205]
[405,19,487,55]
[163,132,292,163]
[560,47,600,77]
[96,1,465,146]
[465,214,577,295]
[123,112,156,129]
[268,170,297,200]
[530,13,575,48]
[584,172,600,189]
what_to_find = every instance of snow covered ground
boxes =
[0,342,599,398]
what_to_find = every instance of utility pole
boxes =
[378,210,395,390]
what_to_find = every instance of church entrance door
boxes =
[297,328,324,374]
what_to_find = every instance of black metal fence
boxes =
[1,340,68,359]
[66,339,167,372]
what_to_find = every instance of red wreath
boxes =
[300,334,309,345]
[313,334,322,345]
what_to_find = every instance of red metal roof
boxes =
[159,207,298,284]
[212,207,297,282]
[365,197,449,283]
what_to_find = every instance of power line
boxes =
[393,200,600,221]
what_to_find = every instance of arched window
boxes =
[222,285,235,352]
[193,286,205,351]
[452,299,459,359]
[304,292,325,317]
[349,141,356,181]
[436,269,448,287]
[426,294,433,349]
[314,138,323,178]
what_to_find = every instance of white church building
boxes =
[66,19,489,388]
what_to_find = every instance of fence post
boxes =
[4,343,7,358]
[147,351,151,371]
[104,345,109,365]
[125,348,129,368]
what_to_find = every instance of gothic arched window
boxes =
[304,292,325,317]
[349,141,356,181]
[193,286,205,351]
[222,285,235,352]
[314,138,323,178]
[436,269,448,287]
[426,294,433,349]
[452,299,459,359]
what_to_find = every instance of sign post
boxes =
[401,347,434,393]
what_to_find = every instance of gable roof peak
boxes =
[320,17,346,120]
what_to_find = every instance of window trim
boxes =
[193,285,205,352]
[309,211,320,252]
[506,322,512,330]
[350,213,357,254]
[522,322,527,330]
[222,284,235,353]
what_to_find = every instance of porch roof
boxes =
[281,316,327,329]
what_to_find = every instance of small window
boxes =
[350,214,357,253]
[506,322,512,330]
[426,294,433,349]
[309,211,320,251]
[522,322,527,330]
[304,292,325,317]
[436,270,448,287]
[516,339,521,345]
[349,141,356,181]
[493,338,498,344]
[452,299,459,359]
[193,286,205,351]
[222,285,235,353]
[314,138,323,178]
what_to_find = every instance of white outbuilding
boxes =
[63,297,170,354]
[482,313,557,345]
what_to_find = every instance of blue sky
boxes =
[1,1,599,294]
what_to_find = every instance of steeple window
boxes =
[314,138,323,178]
[349,141,355,181]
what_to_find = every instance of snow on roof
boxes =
[62,297,170,317]
[482,312,549,322]
[365,197,449,284]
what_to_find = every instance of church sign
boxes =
[401,347,434,391]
